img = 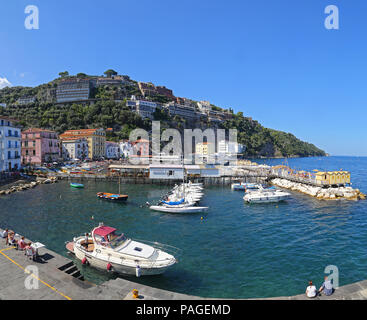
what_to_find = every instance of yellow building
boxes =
[315,171,351,185]
[60,128,106,160]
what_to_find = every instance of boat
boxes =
[231,182,262,191]
[97,176,128,202]
[150,205,208,213]
[97,192,128,202]
[70,183,84,188]
[243,189,291,203]
[66,223,178,276]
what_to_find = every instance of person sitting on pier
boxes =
[25,242,36,260]
[17,236,27,251]
[6,231,16,246]
[318,276,334,296]
[1,228,8,239]
[306,280,318,298]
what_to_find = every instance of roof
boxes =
[22,128,57,134]
[93,226,116,237]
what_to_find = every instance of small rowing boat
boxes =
[97,192,128,202]
[70,183,84,188]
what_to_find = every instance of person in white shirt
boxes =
[306,280,318,298]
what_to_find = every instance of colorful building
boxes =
[315,171,351,186]
[0,116,21,171]
[21,128,60,165]
[60,128,106,160]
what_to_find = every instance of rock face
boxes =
[271,178,366,201]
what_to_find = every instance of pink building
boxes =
[21,128,61,165]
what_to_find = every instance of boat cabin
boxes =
[92,226,128,249]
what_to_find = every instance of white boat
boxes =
[231,182,262,191]
[66,224,178,276]
[243,189,291,203]
[150,205,208,213]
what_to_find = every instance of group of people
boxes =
[1,228,37,260]
[306,277,334,298]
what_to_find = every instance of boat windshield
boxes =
[109,233,127,249]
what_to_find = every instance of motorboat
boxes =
[150,205,208,213]
[243,189,291,203]
[231,182,262,191]
[66,224,178,276]
[97,192,128,202]
[70,183,84,188]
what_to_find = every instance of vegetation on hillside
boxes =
[0,74,326,158]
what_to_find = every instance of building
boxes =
[21,128,60,165]
[0,103,7,108]
[149,164,184,180]
[315,171,351,186]
[164,101,198,121]
[61,138,88,161]
[218,140,245,155]
[105,141,120,159]
[131,139,150,157]
[197,101,212,113]
[56,79,92,103]
[17,96,36,105]
[127,98,158,120]
[0,116,21,171]
[96,76,124,87]
[60,128,106,160]
[156,86,175,99]
[119,140,133,158]
[138,82,156,97]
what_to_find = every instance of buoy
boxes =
[201,217,204,220]
[107,263,112,271]
[136,265,141,278]
[81,257,87,265]
[132,289,139,299]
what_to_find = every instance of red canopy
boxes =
[93,226,116,237]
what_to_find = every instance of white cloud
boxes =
[0,77,12,89]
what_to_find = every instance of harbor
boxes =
[1,156,367,299]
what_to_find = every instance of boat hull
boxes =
[72,244,173,276]
[150,205,208,213]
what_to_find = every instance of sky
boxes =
[0,0,366,156]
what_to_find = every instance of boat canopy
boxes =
[94,226,117,237]
[162,199,185,206]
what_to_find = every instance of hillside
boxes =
[0,73,326,158]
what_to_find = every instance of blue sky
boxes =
[0,0,366,156]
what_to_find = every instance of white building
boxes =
[127,97,158,120]
[0,117,21,171]
[149,164,184,180]
[62,138,89,161]
[218,140,245,154]
[164,101,198,121]
[197,100,212,113]
[119,140,133,158]
[105,141,120,159]
[17,96,36,105]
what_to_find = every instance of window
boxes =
[8,141,11,148]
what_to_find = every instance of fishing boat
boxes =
[70,183,84,188]
[243,189,291,203]
[97,177,128,202]
[66,223,178,276]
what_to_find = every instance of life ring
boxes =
[81,257,89,265]
[107,263,112,271]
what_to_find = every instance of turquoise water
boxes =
[0,156,366,299]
